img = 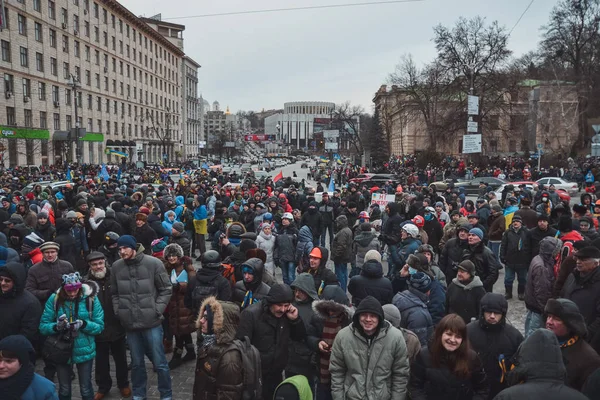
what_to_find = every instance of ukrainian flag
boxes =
[319,156,329,163]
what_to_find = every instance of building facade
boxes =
[373,81,579,156]
[204,105,237,156]
[0,0,185,167]
[181,56,200,159]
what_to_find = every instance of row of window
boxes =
[6,4,179,83]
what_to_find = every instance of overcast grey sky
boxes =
[122,0,558,113]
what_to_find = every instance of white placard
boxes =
[371,193,396,206]
[324,142,338,150]
[468,95,479,115]
[467,121,478,133]
[462,134,482,154]
[323,130,339,139]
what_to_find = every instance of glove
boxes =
[56,314,68,331]
[70,319,85,332]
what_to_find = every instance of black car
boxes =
[430,176,506,196]
[362,174,401,188]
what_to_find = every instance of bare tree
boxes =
[331,101,365,156]
[138,107,176,163]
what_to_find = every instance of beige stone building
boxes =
[373,80,579,156]
[0,0,186,166]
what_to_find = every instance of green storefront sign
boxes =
[81,132,104,142]
[0,126,50,140]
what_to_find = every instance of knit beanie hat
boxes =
[469,228,484,241]
[172,222,185,233]
[382,304,401,328]
[364,250,382,263]
[409,272,432,293]
[353,295,384,327]
[266,283,294,305]
[360,222,372,232]
[22,232,44,250]
[117,235,137,250]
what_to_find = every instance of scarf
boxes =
[241,290,254,309]
[320,315,343,384]
[560,336,579,348]
[0,361,35,400]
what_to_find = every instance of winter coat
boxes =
[441,217,468,248]
[85,267,125,343]
[395,237,422,268]
[500,227,531,269]
[162,211,176,236]
[256,230,277,271]
[169,232,191,257]
[185,266,232,318]
[329,318,410,400]
[164,257,197,336]
[525,237,561,314]
[53,219,79,270]
[467,295,523,400]
[352,230,381,270]
[36,221,56,242]
[446,276,486,324]
[393,288,434,346]
[487,213,506,241]
[110,244,172,331]
[275,224,298,264]
[287,273,319,377]
[463,242,500,293]
[528,226,558,257]
[306,247,338,293]
[296,225,314,268]
[319,200,336,225]
[440,237,470,283]
[21,373,58,400]
[301,208,323,238]
[331,215,353,263]
[39,282,105,364]
[410,347,488,400]
[392,275,446,326]
[193,297,244,400]
[148,213,169,238]
[25,259,75,305]
[133,222,157,255]
[561,267,600,354]
[493,329,589,400]
[0,262,42,344]
[235,295,307,377]
[231,257,271,306]
[514,207,538,229]
[561,336,600,391]
[348,259,394,307]
[476,204,492,228]
[306,285,354,354]
[424,217,443,251]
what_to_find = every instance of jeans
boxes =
[525,310,544,338]
[127,325,172,400]
[280,261,296,285]
[504,266,527,288]
[57,359,94,400]
[320,223,334,247]
[335,263,348,292]
[387,244,400,277]
[488,241,501,261]
[95,337,129,394]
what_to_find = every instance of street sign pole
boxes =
[537,143,542,171]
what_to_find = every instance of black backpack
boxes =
[191,284,218,317]
[221,336,262,400]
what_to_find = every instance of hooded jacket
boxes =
[193,297,244,400]
[467,293,523,399]
[295,225,314,268]
[329,296,410,400]
[256,228,276,271]
[493,329,589,400]
[446,276,486,324]
[133,221,157,255]
[39,282,105,364]
[163,254,197,336]
[348,259,393,307]
[393,288,434,346]
[110,244,173,331]
[287,273,319,377]
[331,215,353,264]
[53,218,79,270]
[184,262,232,317]
[440,235,470,283]
[235,287,306,376]
[275,223,298,264]
[306,246,338,293]
[352,229,381,270]
[462,241,500,293]
[300,202,323,238]
[232,257,270,306]
[525,237,561,314]
[0,262,42,343]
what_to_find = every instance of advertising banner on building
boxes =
[244,134,275,141]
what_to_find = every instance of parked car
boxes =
[536,177,579,196]
[23,181,72,196]
[362,174,401,188]
[430,176,507,196]
[349,173,375,184]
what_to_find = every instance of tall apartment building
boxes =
[182,56,201,159]
[205,105,237,155]
[0,0,185,166]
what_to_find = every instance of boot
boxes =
[163,338,173,354]
[504,286,513,300]
[182,343,196,362]
[168,348,184,370]
[517,285,525,301]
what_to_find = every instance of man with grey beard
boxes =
[85,251,131,399]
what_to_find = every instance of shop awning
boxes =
[106,139,115,146]
[114,140,123,146]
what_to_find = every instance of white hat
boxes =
[402,223,419,238]
[282,212,293,220]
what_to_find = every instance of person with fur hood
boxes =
[352,222,381,273]
[163,243,197,370]
[307,285,354,400]
[348,250,393,307]
[193,297,244,400]
[256,222,277,276]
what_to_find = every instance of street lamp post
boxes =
[67,74,82,165]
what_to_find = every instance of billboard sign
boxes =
[244,134,275,141]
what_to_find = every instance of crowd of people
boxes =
[3,156,600,400]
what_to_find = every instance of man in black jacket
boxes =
[467,293,524,399]
[0,261,41,344]
[528,215,557,257]
[236,283,306,400]
[133,213,157,255]
[301,201,323,246]
[86,252,131,399]
[306,246,338,294]
[319,193,335,247]
[184,250,231,319]
[463,228,500,293]
[440,224,471,283]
